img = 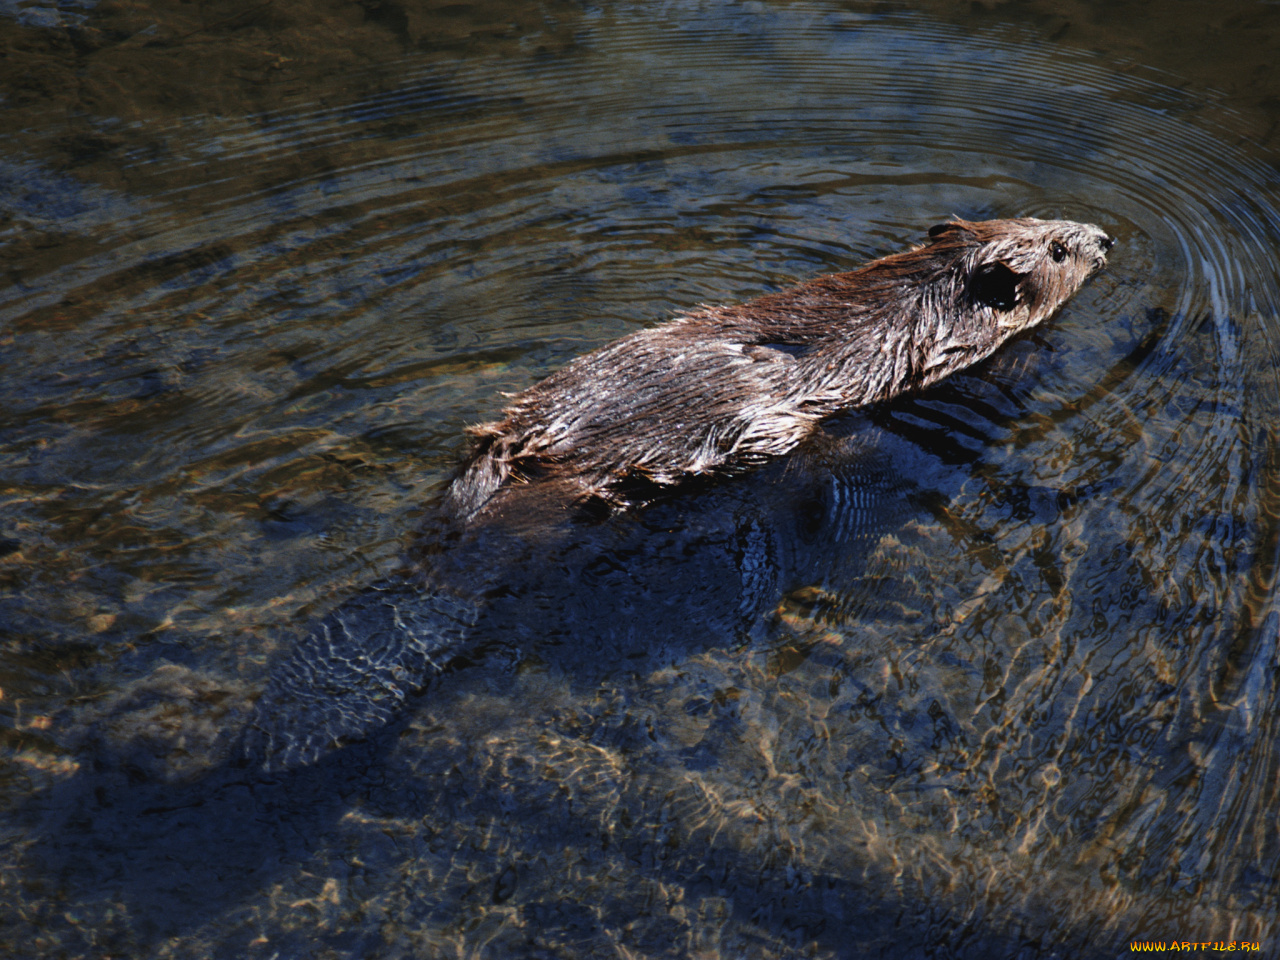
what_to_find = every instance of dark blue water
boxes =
[2,2,1278,957]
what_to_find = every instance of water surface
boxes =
[2,1,1279,957]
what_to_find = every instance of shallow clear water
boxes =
[2,1,1280,957]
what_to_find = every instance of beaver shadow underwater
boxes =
[14,409,937,950]
[15,218,1120,954]
[14,402,1002,954]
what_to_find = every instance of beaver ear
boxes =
[970,261,1024,311]
[928,220,974,241]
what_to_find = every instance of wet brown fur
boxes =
[446,217,1113,518]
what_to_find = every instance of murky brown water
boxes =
[3,1,1280,957]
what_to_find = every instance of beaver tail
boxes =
[239,580,479,772]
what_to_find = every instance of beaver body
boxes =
[243,217,1112,770]
[448,218,1113,518]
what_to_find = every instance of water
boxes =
[2,1,1279,957]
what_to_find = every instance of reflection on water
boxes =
[2,1,1280,957]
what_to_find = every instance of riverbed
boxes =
[2,2,1279,957]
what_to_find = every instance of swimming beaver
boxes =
[242,216,1112,770]
[448,217,1114,518]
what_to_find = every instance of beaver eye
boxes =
[1050,241,1068,263]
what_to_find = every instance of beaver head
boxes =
[924,217,1113,331]
[796,216,1115,401]
[447,217,1113,517]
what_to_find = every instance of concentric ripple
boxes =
[3,3,1280,958]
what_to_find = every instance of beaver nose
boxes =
[1100,235,1115,251]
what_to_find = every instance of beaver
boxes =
[242,217,1112,770]
[447,217,1114,519]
